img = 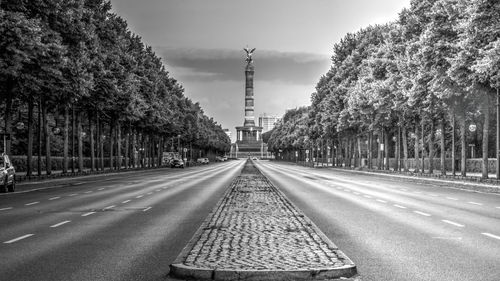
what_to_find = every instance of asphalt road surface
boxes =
[0,160,244,281]
[256,161,500,281]
[2,159,499,281]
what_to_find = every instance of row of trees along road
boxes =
[0,0,230,176]
[267,0,500,179]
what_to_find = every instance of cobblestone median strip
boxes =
[170,161,357,280]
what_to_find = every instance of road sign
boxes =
[183,148,187,152]
[306,157,309,162]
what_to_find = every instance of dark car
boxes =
[170,159,184,168]
[0,154,16,192]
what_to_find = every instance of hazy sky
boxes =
[110,0,411,142]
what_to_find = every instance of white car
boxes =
[197,158,209,164]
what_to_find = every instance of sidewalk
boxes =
[170,161,357,281]
[292,161,500,194]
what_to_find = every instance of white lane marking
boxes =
[84,191,93,194]
[25,202,39,206]
[376,199,387,203]
[400,188,408,191]
[446,197,458,201]
[441,220,465,227]
[147,192,153,195]
[482,232,500,240]
[496,207,500,209]
[468,202,483,206]
[0,207,13,211]
[49,197,60,200]
[68,194,78,197]
[122,200,131,204]
[50,220,71,228]
[143,207,152,212]
[82,212,96,217]
[103,205,115,210]
[353,192,360,195]
[414,211,431,217]
[394,204,407,209]
[363,195,372,198]
[4,234,34,244]
[155,189,161,192]
[136,195,143,198]
[428,194,439,197]
[97,188,105,191]
[414,191,422,194]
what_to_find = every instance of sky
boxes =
[110,0,411,142]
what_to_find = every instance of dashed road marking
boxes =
[50,220,71,228]
[0,207,13,211]
[468,202,483,206]
[97,188,105,191]
[353,192,360,195]
[376,199,387,203]
[428,194,439,197]
[155,189,161,192]
[394,204,407,209]
[25,202,39,206]
[496,207,500,209]
[414,191,422,194]
[4,234,34,244]
[482,232,500,240]
[84,191,93,194]
[414,211,431,217]
[49,197,60,200]
[68,194,78,197]
[82,212,96,217]
[143,207,152,212]
[446,197,458,201]
[103,205,115,210]
[441,220,465,227]
[136,195,143,198]
[363,195,372,198]
[344,189,351,192]
[147,192,153,195]
[122,200,131,204]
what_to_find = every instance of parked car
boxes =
[170,159,185,168]
[215,156,226,162]
[0,154,16,192]
[197,158,209,164]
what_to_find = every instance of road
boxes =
[255,161,500,281]
[2,159,499,281]
[0,160,244,281]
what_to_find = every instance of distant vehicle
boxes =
[252,157,258,160]
[215,156,226,162]
[197,158,209,164]
[170,159,185,168]
[0,154,16,192]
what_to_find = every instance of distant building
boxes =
[223,128,231,139]
[258,114,280,134]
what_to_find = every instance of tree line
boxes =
[268,0,499,178]
[0,0,230,175]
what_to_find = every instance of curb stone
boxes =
[170,160,357,280]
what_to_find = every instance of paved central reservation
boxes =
[170,161,356,280]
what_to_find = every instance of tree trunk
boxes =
[368,132,372,169]
[460,111,467,177]
[116,121,121,170]
[452,113,456,176]
[4,82,13,155]
[482,97,490,179]
[384,129,389,170]
[63,106,69,173]
[402,126,408,172]
[377,132,382,169]
[99,119,104,171]
[89,112,95,172]
[77,111,83,172]
[421,122,425,173]
[124,126,130,169]
[440,120,446,175]
[27,98,34,177]
[429,121,435,174]
[414,125,420,173]
[43,100,51,175]
[109,123,114,170]
[37,98,42,176]
[132,130,137,168]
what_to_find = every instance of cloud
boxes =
[157,47,331,85]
